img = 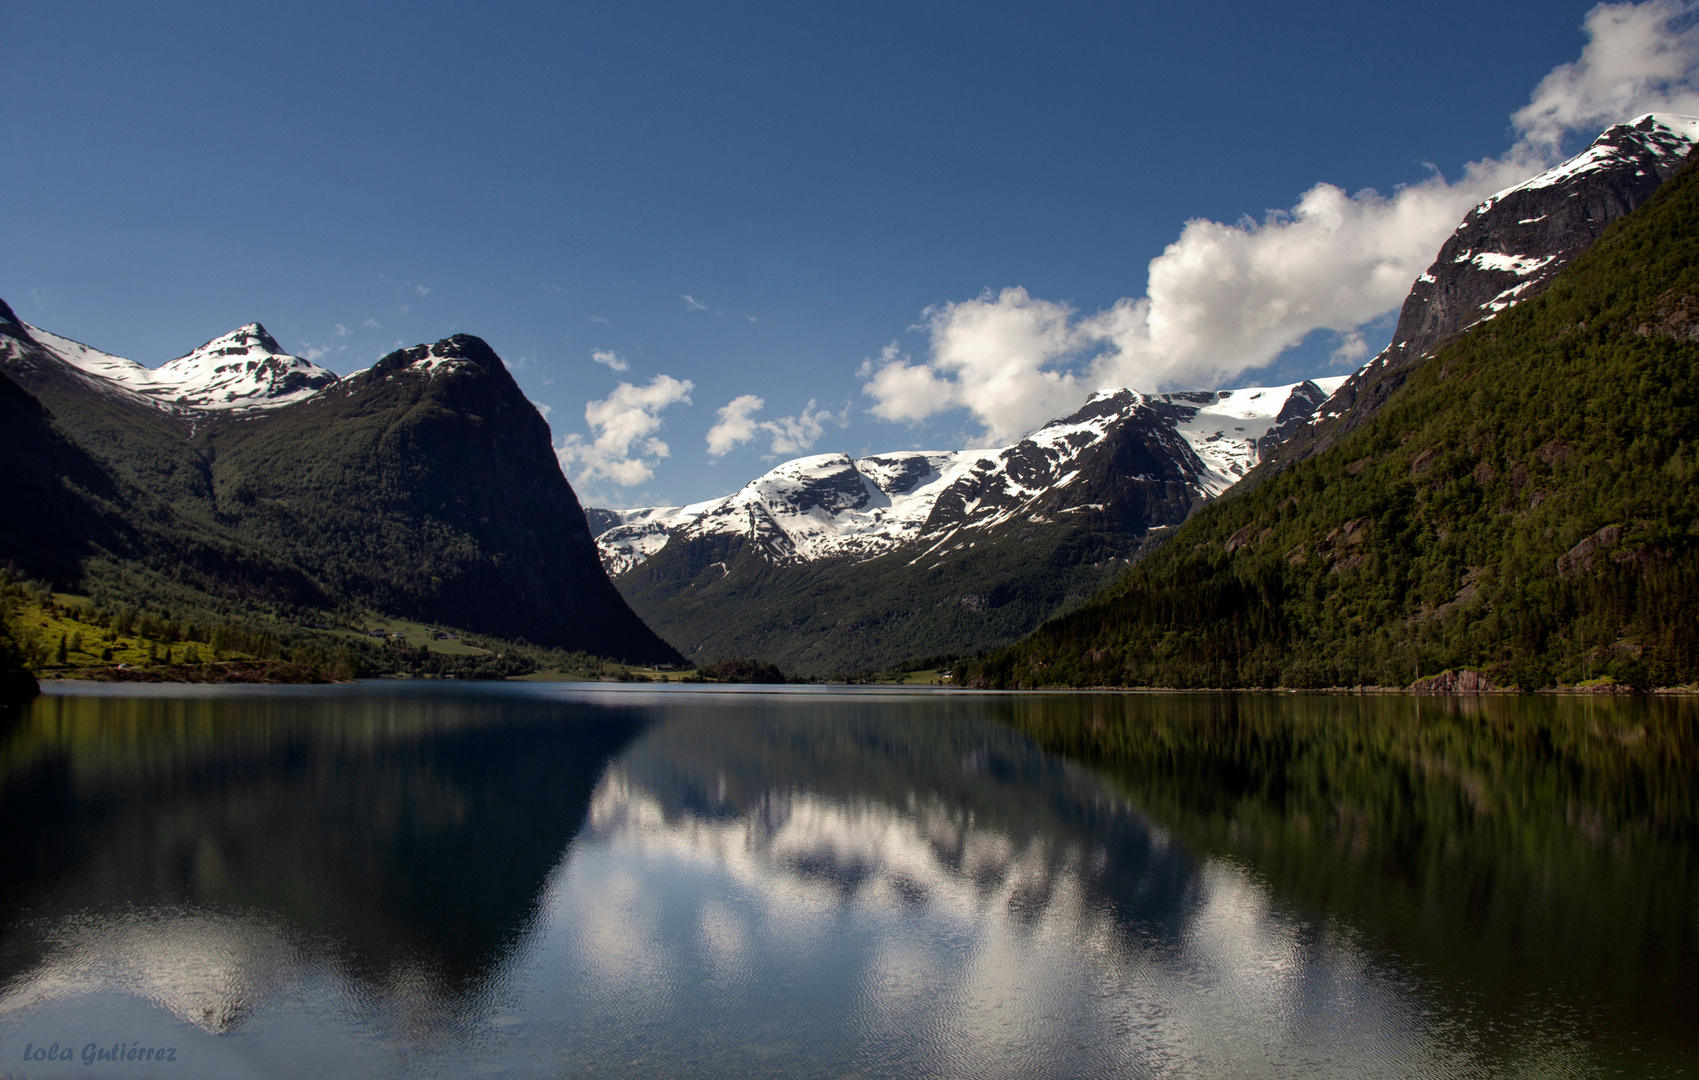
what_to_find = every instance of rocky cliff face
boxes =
[1260,114,1699,473]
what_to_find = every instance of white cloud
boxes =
[362,318,381,329]
[592,349,630,372]
[301,345,329,363]
[862,0,1699,443]
[683,294,708,311]
[557,375,694,486]
[415,284,430,297]
[864,289,1087,443]
[333,323,351,337]
[1330,330,1371,367]
[765,400,844,455]
[706,395,846,457]
[590,315,609,323]
[707,395,764,456]
[1515,0,1699,151]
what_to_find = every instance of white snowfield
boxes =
[23,322,338,413]
[593,377,1347,577]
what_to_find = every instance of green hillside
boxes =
[0,328,681,673]
[960,153,1699,690]
[618,513,1144,675]
[197,337,675,661]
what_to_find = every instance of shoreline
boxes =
[21,669,1699,696]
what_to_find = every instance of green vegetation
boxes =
[0,567,630,683]
[619,515,1135,677]
[690,657,788,684]
[0,333,678,676]
[0,592,39,705]
[962,152,1699,690]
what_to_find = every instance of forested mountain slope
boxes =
[959,146,1699,690]
[0,308,678,665]
[201,335,676,659]
[603,381,1340,674]
[1257,114,1699,479]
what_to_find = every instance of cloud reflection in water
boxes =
[515,721,1482,1079]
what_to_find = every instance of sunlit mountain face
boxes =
[1,687,1691,1078]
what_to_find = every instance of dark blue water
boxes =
[0,682,1693,1078]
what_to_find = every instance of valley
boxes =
[4,116,1699,694]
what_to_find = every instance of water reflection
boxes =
[999,691,1699,1070]
[0,685,1692,1077]
[552,707,1476,1078]
[0,683,648,1065]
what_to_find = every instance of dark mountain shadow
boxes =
[0,688,652,998]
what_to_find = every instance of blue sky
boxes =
[4,0,1693,507]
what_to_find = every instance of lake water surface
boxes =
[0,682,1694,1078]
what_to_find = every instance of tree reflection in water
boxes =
[0,685,1691,1078]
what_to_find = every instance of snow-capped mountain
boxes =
[592,377,1346,577]
[7,319,337,414]
[0,300,679,664]
[1278,113,1699,459]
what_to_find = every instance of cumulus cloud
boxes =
[1330,329,1371,367]
[1515,0,1699,150]
[765,400,845,455]
[707,395,763,456]
[557,375,694,486]
[862,0,1699,443]
[707,395,846,457]
[865,292,1088,443]
[333,323,351,337]
[591,348,630,372]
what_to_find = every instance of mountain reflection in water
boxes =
[0,684,1692,1078]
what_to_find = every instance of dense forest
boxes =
[959,152,1699,690]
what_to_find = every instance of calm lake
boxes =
[0,682,1694,1078]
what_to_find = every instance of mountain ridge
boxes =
[598,378,1346,673]
[0,312,679,665]
[1256,113,1699,479]
[957,138,1699,690]
[591,377,1347,578]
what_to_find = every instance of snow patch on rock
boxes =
[592,377,1347,574]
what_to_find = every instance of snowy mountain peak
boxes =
[1262,115,1696,476]
[151,323,338,410]
[370,334,504,378]
[1478,113,1699,214]
[173,322,285,361]
[10,317,339,414]
[590,376,1347,576]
